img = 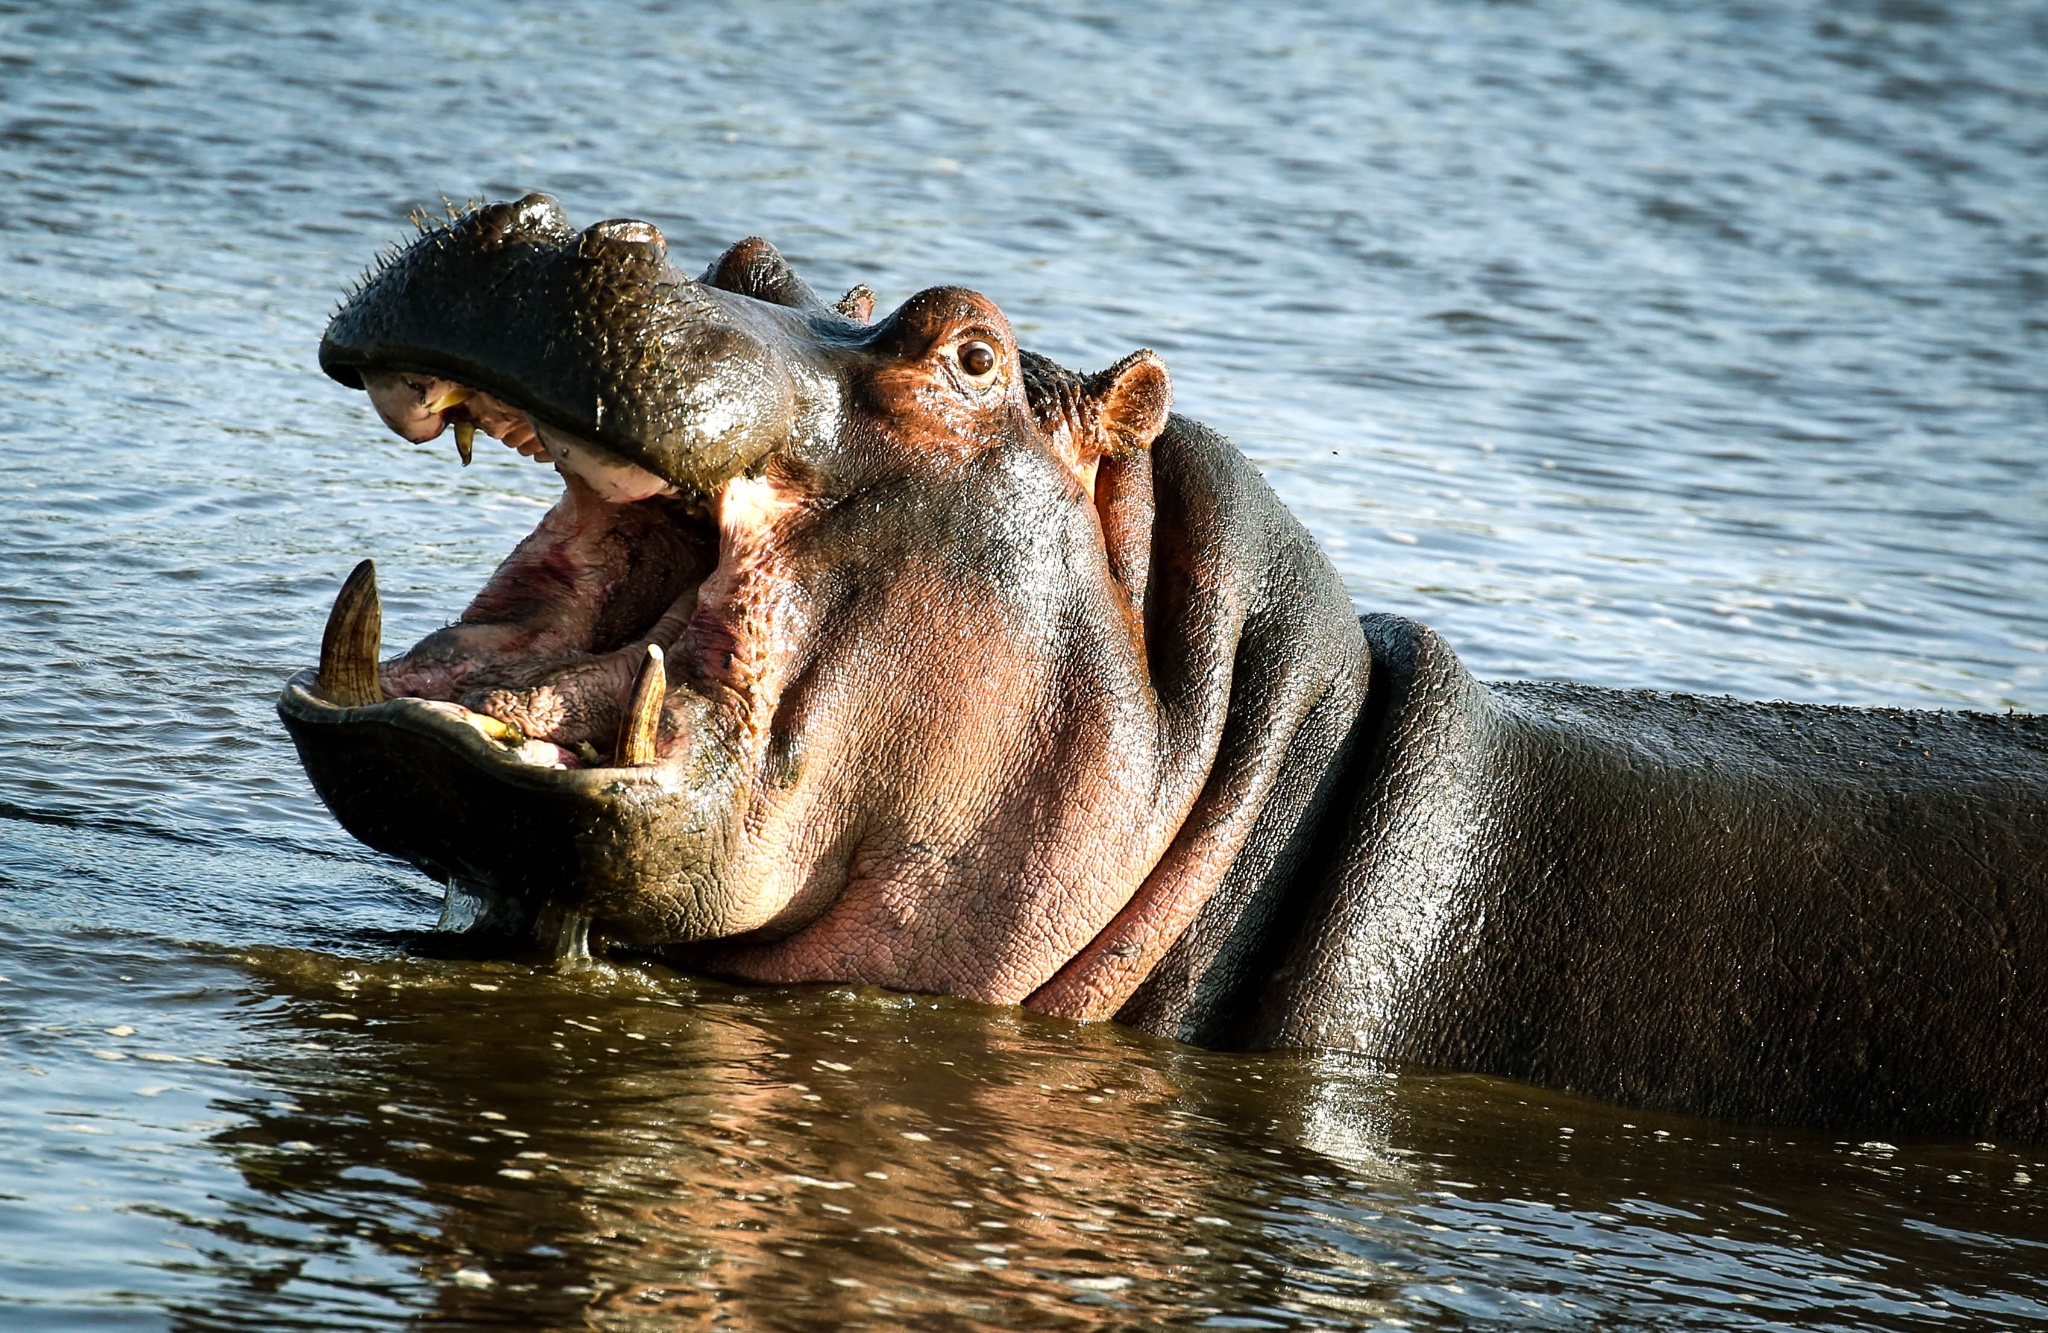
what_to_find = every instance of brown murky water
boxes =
[4,0,2046,1327]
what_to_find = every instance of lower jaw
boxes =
[278,666,740,952]
[279,481,728,943]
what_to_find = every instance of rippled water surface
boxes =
[3,0,2046,1327]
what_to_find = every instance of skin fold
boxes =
[282,195,2048,1142]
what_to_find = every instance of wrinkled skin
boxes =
[284,195,2048,1143]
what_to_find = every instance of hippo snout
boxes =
[318,194,821,497]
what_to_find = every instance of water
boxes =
[2,0,2044,1326]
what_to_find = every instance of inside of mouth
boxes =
[356,371,721,771]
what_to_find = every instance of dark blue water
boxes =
[3,1,2045,1327]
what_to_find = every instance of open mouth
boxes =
[293,368,723,775]
[279,198,842,941]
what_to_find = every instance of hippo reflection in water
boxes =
[281,195,2048,1143]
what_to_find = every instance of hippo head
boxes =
[282,195,1364,1027]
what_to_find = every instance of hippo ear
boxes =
[1085,350,1172,457]
[1075,351,1171,621]
[701,237,831,311]
[1019,347,1172,490]
[834,284,876,324]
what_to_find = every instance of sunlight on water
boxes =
[2,0,2044,1327]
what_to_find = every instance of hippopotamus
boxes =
[282,194,2048,1143]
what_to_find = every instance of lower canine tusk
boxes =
[453,419,475,466]
[318,558,386,706]
[616,643,666,765]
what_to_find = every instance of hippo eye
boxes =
[956,340,997,378]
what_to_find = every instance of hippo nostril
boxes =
[579,218,668,263]
[468,191,574,246]
[506,191,572,238]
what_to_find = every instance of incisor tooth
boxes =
[424,385,473,414]
[453,419,475,466]
[615,644,666,766]
[318,559,385,707]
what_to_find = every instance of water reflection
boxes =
[173,950,2048,1330]
[206,951,1408,1328]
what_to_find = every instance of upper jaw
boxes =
[358,367,676,504]
[319,193,836,496]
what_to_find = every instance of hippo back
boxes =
[1249,614,2048,1140]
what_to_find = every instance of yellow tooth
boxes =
[461,711,520,745]
[615,644,667,766]
[318,559,385,707]
[424,386,473,414]
[453,419,475,466]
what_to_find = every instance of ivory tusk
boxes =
[615,644,666,765]
[318,559,385,706]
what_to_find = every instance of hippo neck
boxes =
[1058,415,1370,1042]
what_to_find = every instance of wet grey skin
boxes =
[285,196,2048,1143]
